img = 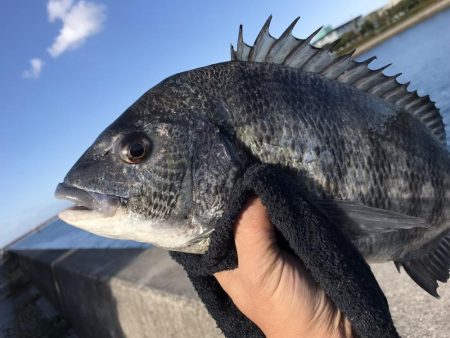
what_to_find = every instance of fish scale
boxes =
[191,60,450,259]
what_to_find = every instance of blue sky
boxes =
[0,0,389,247]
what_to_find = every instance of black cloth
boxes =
[171,164,399,338]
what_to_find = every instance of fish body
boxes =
[56,18,450,296]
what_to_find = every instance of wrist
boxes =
[262,308,354,338]
[300,307,354,338]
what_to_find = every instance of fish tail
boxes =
[395,229,450,297]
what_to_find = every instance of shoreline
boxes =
[354,0,450,56]
[0,215,58,254]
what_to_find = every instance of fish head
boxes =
[55,99,244,253]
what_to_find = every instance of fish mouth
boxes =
[55,183,122,221]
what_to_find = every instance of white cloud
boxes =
[47,0,106,57]
[22,58,45,79]
[47,0,73,22]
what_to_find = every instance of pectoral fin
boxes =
[315,200,431,239]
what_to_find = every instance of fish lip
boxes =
[55,183,122,217]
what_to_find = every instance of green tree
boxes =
[336,31,358,49]
[359,20,375,36]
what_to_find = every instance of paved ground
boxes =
[371,263,450,338]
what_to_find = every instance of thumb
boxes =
[234,197,280,269]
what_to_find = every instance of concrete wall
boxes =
[0,253,74,338]
[11,246,450,338]
[10,248,223,338]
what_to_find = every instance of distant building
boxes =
[311,25,333,44]
[313,16,363,48]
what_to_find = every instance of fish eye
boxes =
[119,132,152,164]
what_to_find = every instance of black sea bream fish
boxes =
[56,17,450,296]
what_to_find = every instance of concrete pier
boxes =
[5,247,450,338]
[0,253,74,338]
[9,248,222,338]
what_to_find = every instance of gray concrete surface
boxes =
[0,253,74,338]
[11,248,223,338]
[371,263,450,338]
[9,248,450,338]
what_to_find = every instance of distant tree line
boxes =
[388,0,424,16]
[334,0,440,53]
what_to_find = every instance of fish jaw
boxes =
[55,183,121,217]
[55,182,212,252]
[55,182,128,238]
[59,207,211,253]
[58,207,129,238]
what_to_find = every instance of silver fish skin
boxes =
[55,18,450,296]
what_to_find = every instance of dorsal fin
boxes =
[231,17,446,145]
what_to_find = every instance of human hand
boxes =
[214,197,353,338]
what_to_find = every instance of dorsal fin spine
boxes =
[325,38,342,51]
[406,96,429,111]
[413,104,433,117]
[302,48,334,73]
[266,17,300,62]
[276,17,300,43]
[396,91,418,106]
[232,17,446,145]
[284,26,322,66]
[320,52,355,80]
[236,25,244,60]
[354,64,391,90]
[368,74,401,96]
[248,16,273,62]
[422,111,438,123]
[284,41,306,65]
[428,119,442,129]
[338,61,373,84]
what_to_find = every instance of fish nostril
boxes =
[92,150,110,160]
